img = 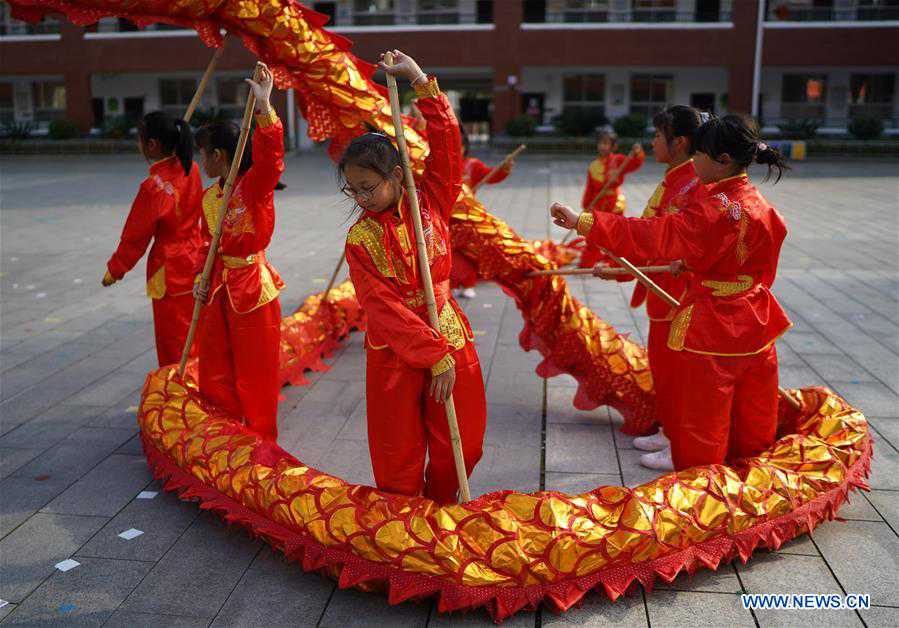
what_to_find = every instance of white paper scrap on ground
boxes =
[136,491,158,500]
[0,599,9,609]
[118,528,144,540]
[55,559,80,572]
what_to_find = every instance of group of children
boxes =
[104,49,791,500]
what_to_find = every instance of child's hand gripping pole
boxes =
[177,64,263,378]
[383,51,472,503]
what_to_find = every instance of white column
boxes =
[286,87,297,151]
[751,0,764,118]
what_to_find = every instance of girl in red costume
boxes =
[593,105,707,470]
[578,128,644,268]
[340,50,487,504]
[193,62,284,442]
[102,111,202,366]
[552,114,791,471]
[450,133,516,299]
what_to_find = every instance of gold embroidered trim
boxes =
[255,263,281,308]
[202,184,222,237]
[667,304,694,351]
[701,274,754,297]
[576,212,595,237]
[642,182,666,217]
[431,353,456,377]
[736,210,749,264]
[438,303,467,350]
[347,218,394,278]
[405,290,426,309]
[588,158,605,181]
[146,266,166,299]
[222,254,257,268]
[413,76,440,99]
[255,108,279,128]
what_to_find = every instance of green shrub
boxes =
[2,121,35,140]
[612,114,648,139]
[103,116,135,139]
[847,115,884,140]
[48,118,81,140]
[555,108,608,137]
[506,114,537,137]
[778,119,819,140]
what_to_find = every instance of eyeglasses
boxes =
[341,178,386,202]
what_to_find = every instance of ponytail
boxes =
[695,113,790,183]
[138,111,194,177]
[173,119,194,177]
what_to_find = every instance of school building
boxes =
[2,0,898,145]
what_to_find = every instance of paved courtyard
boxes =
[0,151,897,626]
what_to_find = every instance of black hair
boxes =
[337,132,401,186]
[652,105,703,155]
[195,121,253,176]
[596,127,618,146]
[695,113,790,183]
[138,111,194,176]
[460,131,470,156]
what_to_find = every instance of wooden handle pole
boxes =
[323,251,347,303]
[177,65,261,377]
[183,44,226,123]
[528,264,673,278]
[471,144,526,192]
[385,53,471,502]
[598,247,801,410]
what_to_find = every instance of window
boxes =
[217,77,249,117]
[159,78,197,115]
[352,0,395,25]
[0,3,60,35]
[849,73,896,119]
[768,1,835,22]
[563,74,606,115]
[32,81,66,122]
[630,74,672,119]
[523,0,547,23]
[632,0,676,22]
[0,82,14,126]
[561,0,610,23]
[781,74,827,119]
[857,0,899,20]
[313,2,337,22]
[476,0,493,23]
[694,0,721,22]
[417,0,459,24]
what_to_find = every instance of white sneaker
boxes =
[639,447,674,471]
[633,430,669,452]
[461,288,477,299]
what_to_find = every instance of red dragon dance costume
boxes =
[345,77,487,504]
[576,173,792,469]
[449,156,511,290]
[197,109,285,442]
[106,156,203,366]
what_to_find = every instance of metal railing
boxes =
[767,1,899,22]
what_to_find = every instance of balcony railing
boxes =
[767,1,899,22]
[530,5,730,23]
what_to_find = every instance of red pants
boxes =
[198,291,281,441]
[647,320,672,432]
[365,341,487,504]
[151,292,195,366]
[665,345,779,470]
[450,251,478,289]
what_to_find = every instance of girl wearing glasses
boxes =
[339,50,487,504]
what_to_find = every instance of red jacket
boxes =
[107,156,203,299]
[199,110,285,314]
[346,77,472,374]
[462,156,509,188]
[630,159,705,320]
[581,152,644,213]
[578,174,791,355]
